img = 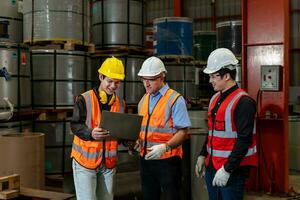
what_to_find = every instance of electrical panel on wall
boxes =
[260,65,281,91]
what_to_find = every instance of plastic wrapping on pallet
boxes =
[216,20,242,56]
[31,49,92,109]
[0,42,31,111]
[23,0,90,44]
[153,17,193,57]
[0,1,22,42]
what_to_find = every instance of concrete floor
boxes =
[45,170,300,200]
[245,172,300,200]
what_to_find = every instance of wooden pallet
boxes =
[158,55,194,63]
[93,46,152,56]
[35,109,73,121]
[20,187,74,200]
[27,40,95,53]
[144,48,154,56]
[4,110,39,122]
[191,60,207,66]
[64,41,95,53]
[0,174,20,199]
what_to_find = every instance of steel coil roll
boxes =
[31,49,92,109]
[23,0,90,44]
[164,61,198,99]
[193,31,216,61]
[0,42,31,112]
[0,1,22,42]
[216,20,242,56]
[91,0,144,48]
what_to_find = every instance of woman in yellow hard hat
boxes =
[70,56,125,200]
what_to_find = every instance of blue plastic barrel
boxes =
[153,17,193,57]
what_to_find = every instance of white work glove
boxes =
[145,144,167,160]
[195,156,205,178]
[212,166,230,187]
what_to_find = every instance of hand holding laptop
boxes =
[100,111,143,140]
[91,127,111,140]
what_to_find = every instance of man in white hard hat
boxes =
[136,56,191,200]
[195,48,257,200]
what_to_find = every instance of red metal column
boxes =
[242,0,290,194]
[173,0,181,16]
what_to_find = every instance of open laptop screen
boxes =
[100,111,143,140]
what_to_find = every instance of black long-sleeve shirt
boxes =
[199,84,256,174]
[70,86,111,141]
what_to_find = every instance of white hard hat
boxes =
[138,56,167,77]
[203,48,238,74]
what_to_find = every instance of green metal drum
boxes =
[216,20,242,56]
[193,31,216,61]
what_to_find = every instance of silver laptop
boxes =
[100,111,143,140]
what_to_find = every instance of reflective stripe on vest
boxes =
[138,89,182,159]
[140,125,176,134]
[206,88,257,169]
[71,90,123,169]
[206,146,257,158]
[208,92,247,138]
[139,140,166,148]
[72,143,117,158]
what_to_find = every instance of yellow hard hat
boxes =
[98,57,125,80]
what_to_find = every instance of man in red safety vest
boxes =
[195,48,257,200]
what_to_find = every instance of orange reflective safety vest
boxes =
[205,88,258,170]
[138,88,182,159]
[71,90,124,169]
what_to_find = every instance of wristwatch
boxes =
[165,143,172,152]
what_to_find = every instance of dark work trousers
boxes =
[205,167,247,200]
[140,156,182,200]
